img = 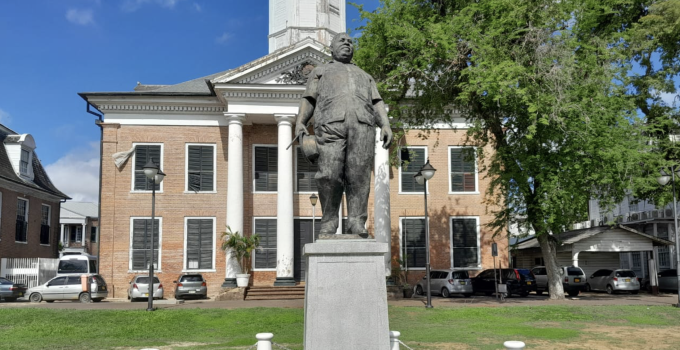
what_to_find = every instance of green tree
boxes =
[353,0,662,299]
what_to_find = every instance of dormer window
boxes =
[20,149,29,175]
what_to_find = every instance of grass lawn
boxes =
[1,305,679,349]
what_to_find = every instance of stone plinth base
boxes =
[386,285,403,300]
[214,287,245,301]
[303,238,390,350]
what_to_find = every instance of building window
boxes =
[400,147,426,193]
[133,144,162,191]
[186,144,215,192]
[185,218,215,270]
[296,147,318,192]
[69,226,83,243]
[628,196,638,212]
[451,217,480,268]
[449,147,477,193]
[401,218,426,268]
[16,199,28,242]
[90,227,98,243]
[130,218,161,271]
[254,219,277,269]
[657,224,669,240]
[254,146,277,192]
[658,246,671,269]
[20,149,30,175]
[40,205,50,245]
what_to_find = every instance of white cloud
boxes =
[215,32,233,44]
[66,8,94,26]
[660,92,679,107]
[122,0,182,12]
[0,108,11,126]
[193,2,202,12]
[45,142,100,203]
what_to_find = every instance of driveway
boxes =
[1,291,677,310]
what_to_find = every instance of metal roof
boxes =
[514,224,674,250]
[60,202,98,219]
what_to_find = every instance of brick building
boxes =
[0,124,69,261]
[79,0,508,298]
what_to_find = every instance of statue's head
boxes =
[331,33,353,63]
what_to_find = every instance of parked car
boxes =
[415,270,473,298]
[472,268,536,297]
[585,269,640,294]
[643,269,678,293]
[0,277,27,302]
[531,266,587,297]
[28,274,108,303]
[128,275,163,301]
[173,274,207,300]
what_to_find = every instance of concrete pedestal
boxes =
[303,238,390,350]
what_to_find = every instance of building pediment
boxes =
[212,38,329,85]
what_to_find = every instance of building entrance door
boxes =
[294,219,320,282]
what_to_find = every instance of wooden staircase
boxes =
[245,285,306,300]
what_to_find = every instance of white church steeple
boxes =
[268,0,346,53]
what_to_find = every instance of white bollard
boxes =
[389,331,401,350]
[504,340,526,349]
[256,333,274,350]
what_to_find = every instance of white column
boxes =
[374,127,392,276]
[60,224,65,245]
[274,114,296,286]
[224,113,246,285]
[82,224,86,247]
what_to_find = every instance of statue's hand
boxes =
[380,126,393,149]
[295,122,309,140]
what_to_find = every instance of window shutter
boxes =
[450,148,476,192]
[255,219,277,269]
[452,218,478,268]
[132,219,159,270]
[186,219,213,270]
[134,145,161,191]
[296,148,318,192]
[255,147,278,191]
[401,148,425,192]
[188,146,214,192]
[402,218,426,268]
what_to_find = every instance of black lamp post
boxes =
[656,167,680,308]
[414,159,436,309]
[310,193,318,242]
[143,159,165,312]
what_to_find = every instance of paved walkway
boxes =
[1,292,677,310]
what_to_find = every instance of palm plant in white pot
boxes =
[221,226,261,287]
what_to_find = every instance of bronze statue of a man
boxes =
[295,32,393,236]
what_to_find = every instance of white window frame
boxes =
[130,143,164,193]
[398,146,428,195]
[252,217,278,272]
[448,146,479,194]
[16,198,29,244]
[398,217,427,271]
[20,148,30,176]
[184,143,217,194]
[252,144,278,194]
[183,217,216,272]
[294,145,319,194]
[449,216,482,270]
[129,217,163,273]
[40,204,51,246]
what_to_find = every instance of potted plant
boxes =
[394,257,414,298]
[221,226,260,288]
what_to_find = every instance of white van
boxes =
[57,254,98,276]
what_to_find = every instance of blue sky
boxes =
[0,0,379,203]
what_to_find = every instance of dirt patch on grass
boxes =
[527,325,680,350]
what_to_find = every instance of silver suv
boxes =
[531,266,586,297]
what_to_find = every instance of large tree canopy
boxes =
[353,0,677,299]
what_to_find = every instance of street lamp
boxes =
[414,159,436,309]
[310,193,318,242]
[657,166,680,308]
[143,159,166,312]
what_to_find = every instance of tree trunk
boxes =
[537,234,565,300]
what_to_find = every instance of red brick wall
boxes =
[98,123,508,298]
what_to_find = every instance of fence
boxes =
[0,258,59,288]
